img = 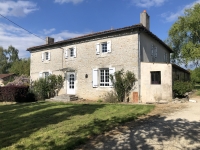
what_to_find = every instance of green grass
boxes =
[0,102,154,150]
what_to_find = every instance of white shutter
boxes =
[48,51,51,60]
[93,69,98,87]
[74,46,77,58]
[109,67,115,87]
[96,43,100,55]
[42,52,44,62]
[65,49,68,58]
[107,41,111,53]
[39,72,43,78]
[155,47,157,58]
[49,71,52,75]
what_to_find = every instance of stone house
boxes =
[0,73,16,86]
[27,11,190,103]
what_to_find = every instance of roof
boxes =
[172,64,190,74]
[27,23,173,53]
[0,73,15,79]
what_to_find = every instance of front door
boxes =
[67,72,75,95]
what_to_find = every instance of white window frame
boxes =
[65,46,76,58]
[96,41,111,55]
[99,68,110,87]
[92,67,115,87]
[39,71,52,79]
[42,51,50,61]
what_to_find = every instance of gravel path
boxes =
[77,97,200,150]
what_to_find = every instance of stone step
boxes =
[50,94,79,102]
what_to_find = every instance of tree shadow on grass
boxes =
[0,102,106,149]
[79,115,200,150]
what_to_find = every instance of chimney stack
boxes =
[46,37,54,44]
[140,10,150,30]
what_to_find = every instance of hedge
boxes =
[0,86,36,102]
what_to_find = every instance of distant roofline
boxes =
[27,23,173,53]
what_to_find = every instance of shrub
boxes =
[102,91,118,103]
[6,75,30,86]
[110,69,137,102]
[0,85,34,102]
[31,74,64,100]
[173,80,194,97]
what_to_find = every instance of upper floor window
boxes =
[42,51,50,62]
[65,46,77,58]
[96,41,111,55]
[151,44,157,58]
[101,42,107,53]
[164,52,168,62]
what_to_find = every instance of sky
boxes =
[0,0,200,58]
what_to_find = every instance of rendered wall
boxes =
[140,62,172,103]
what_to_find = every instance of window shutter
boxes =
[93,69,98,87]
[39,72,43,78]
[74,46,77,58]
[48,51,51,60]
[151,45,154,56]
[155,47,157,58]
[42,52,44,62]
[107,41,111,53]
[166,53,168,62]
[109,67,115,87]
[164,53,166,62]
[65,49,68,58]
[49,71,52,75]
[96,43,100,55]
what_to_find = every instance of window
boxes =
[151,71,161,84]
[96,41,111,55]
[70,48,74,57]
[164,52,168,62]
[101,42,107,53]
[65,46,76,58]
[151,44,157,58]
[42,51,50,61]
[93,68,115,87]
[43,72,49,78]
[100,69,110,86]
[39,71,51,78]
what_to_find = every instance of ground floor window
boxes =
[100,69,110,86]
[151,71,161,84]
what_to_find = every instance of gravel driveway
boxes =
[77,97,200,150]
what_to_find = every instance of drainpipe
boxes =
[138,31,141,103]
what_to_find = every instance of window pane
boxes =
[102,43,107,53]
[151,71,161,84]
[70,48,74,57]
[100,69,109,87]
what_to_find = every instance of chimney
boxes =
[46,37,54,44]
[140,10,150,30]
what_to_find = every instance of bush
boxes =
[6,75,30,86]
[173,80,194,97]
[0,85,35,102]
[102,91,118,103]
[31,74,64,100]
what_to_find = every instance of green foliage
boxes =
[0,46,8,74]
[190,68,200,83]
[9,58,30,76]
[166,3,200,67]
[31,74,64,100]
[110,69,137,102]
[173,80,194,96]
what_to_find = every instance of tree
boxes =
[166,3,200,68]
[0,46,8,73]
[110,69,137,102]
[9,58,30,76]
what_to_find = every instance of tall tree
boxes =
[0,46,8,73]
[166,3,200,68]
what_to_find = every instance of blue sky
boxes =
[0,0,200,58]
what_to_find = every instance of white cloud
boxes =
[43,28,56,35]
[0,23,86,58]
[51,30,84,42]
[161,0,200,22]
[54,0,84,4]
[0,0,38,17]
[132,0,167,8]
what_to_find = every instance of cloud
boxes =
[0,23,86,58]
[54,0,84,4]
[161,0,200,22]
[0,0,38,17]
[132,0,167,8]
[51,30,84,42]
[43,28,56,35]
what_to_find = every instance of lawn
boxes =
[0,102,154,150]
